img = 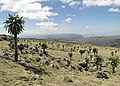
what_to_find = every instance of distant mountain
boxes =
[78,35,120,47]
[21,33,83,41]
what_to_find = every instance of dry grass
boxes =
[0,39,120,86]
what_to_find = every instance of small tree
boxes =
[79,50,85,58]
[41,43,48,54]
[85,57,89,71]
[88,46,92,52]
[108,56,120,73]
[111,52,114,56]
[18,43,25,54]
[24,44,29,49]
[94,55,103,71]
[68,52,73,60]
[8,40,14,49]
[93,48,98,55]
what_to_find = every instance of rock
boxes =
[5,60,9,63]
[79,62,87,68]
[49,64,54,67]
[3,53,9,56]
[96,71,109,79]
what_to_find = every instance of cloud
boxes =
[83,0,113,7]
[82,0,120,7]
[61,5,65,8]
[114,0,120,6]
[60,0,80,7]
[65,18,72,23]
[108,8,120,12]
[86,26,91,29]
[69,1,80,7]
[60,0,72,3]
[36,22,58,27]
[36,21,59,30]
[0,0,58,21]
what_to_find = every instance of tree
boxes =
[79,50,85,58]
[85,57,89,71]
[8,40,14,49]
[108,56,120,73]
[18,43,25,54]
[88,46,92,52]
[93,48,98,55]
[24,44,29,49]
[4,14,25,62]
[41,43,48,54]
[68,52,73,60]
[111,52,114,56]
[94,55,103,71]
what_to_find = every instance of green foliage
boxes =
[85,57,89,71]
[18,43,25,54]
[4,14,25,35]
[94,55,103,71]
[66,60,71,66]
[41,43,48,54]
[108,56,120,73]
[88,46,92,52]
[85,57,89,63]
[24,44,29,49]
[4,14,25,62]
[68,52,73,60]
[93,48,98,55]
[79,50,85,58]
[8,40,14,49]
[41,43,47,50]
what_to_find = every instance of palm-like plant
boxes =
[93,48,98,55]
[4,14,25,62]
[8,40,14,49]
[85,57,89,71]
[68,52,72,60]
[94,55,103,71]
[79,50,85,58]
[41,43,48,54]
[108,56,120,73]
[18,43,25,54]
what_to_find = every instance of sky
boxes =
[0,0,120,37]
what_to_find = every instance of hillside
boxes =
[78,35,120,48]
[1,39,120,86]
[0,34,13,41]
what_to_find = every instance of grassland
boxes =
[0,38,120,86]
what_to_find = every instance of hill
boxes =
[78,35,120,47]
[21,33,83,41]
[1,39,120,86]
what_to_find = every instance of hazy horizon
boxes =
[0,0,120,37]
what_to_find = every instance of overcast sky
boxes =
[0,0,120,36]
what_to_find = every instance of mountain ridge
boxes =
[78,35,120,47]
[20,33,83,41]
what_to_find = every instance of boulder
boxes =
[79,62,87,68]
[96,71,109,79]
